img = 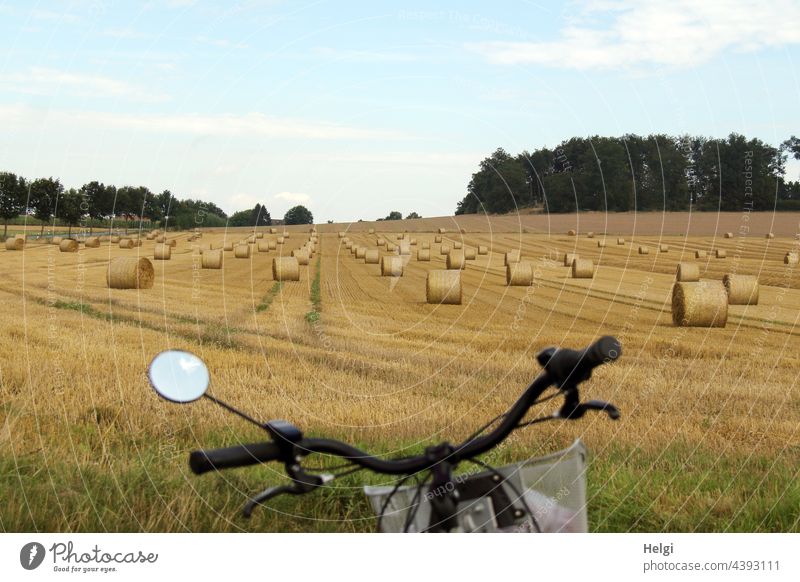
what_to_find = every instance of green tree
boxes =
[384,210,402,220]
[0,172,27,238]
[29,177,63,235]
[58,188,85,236]
[405,211,421,219]
[82,181,116,234]
[284,205,314,225]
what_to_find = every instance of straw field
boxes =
[1,214,799,533]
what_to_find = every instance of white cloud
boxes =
[470,0,800,70]
[311,46,418,63]
[273,191,310,204]
[0,105,405,141]
[1,67,168,103]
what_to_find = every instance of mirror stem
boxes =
[203,394,264,429]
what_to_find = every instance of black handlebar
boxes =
[189,336,621,476]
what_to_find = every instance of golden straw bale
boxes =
[153,243,171,260]
[564,252,578,266]
[273,257,300,281]
[784,252,799,265]
[446,250,465,270]
[5,238,24,250]
[715,249,726,258]
[119,238,134,249]
[506,262,533,286]
[52,236,63,245]
[724,232,733,238]
[505,249,521,265]
[292,249,309,265]
[766,233,774,239]
[695,250,706,258]
[107,257,154,289]
[453,241,462,249]
[355,246,366,259]
[421,241,430,250]
[659,244,669,253]
[435,235,442,243]
[638,246,649,255]
[440,244,451,255]
[338,231,346,238]
[438,228,446,234]
[478,245,489,255]
[723,274,759,305]
[110,235,120,243]
[268,241,277,250]
[567,229,576,236]
[417,249,431,261]
[464,247,476,260]
[617,238,625,245]
[571,259,594,279]
[368,228,375,234]
[258,242,270,252]
[270,228,277,234]
[597,240,606,248]
[676,262,700,282]
[234,244,251,258]
[672,281,728,327]
[201,250,223,269]
[399,241,411,255]
[426,270,462,304]
[365,249,379,264]
[223,241,234,251]
[381,256,403,277]
[587,232,595,238]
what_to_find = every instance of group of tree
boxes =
[0,173,334,237]
[455,134,800,215]
[378,210,422,221]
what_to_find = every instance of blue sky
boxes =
[1,0,798,221]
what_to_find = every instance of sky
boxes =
[1,0,799,222]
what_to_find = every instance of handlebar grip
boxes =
[581,335,621,367]
[189,442,282,475]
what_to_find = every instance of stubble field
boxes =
[1,212,799,532]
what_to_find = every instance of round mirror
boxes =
[148,350,210,403]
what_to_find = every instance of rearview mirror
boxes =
[148,350,210,403]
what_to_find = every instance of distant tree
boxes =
[405,211,421,219]
[0,172,27,238]
[284,205,313,225]
[82,181,116,234]
[29,177,63,235]
[58,188,85,236]
[326,220,333,224]
[251,203,272,226]
[384,210,402,220]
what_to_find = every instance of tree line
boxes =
[0,172,315,238]
[456,134,800,215]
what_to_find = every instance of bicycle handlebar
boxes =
[189,336,621,476]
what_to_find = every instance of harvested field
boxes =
[1,216,799,533]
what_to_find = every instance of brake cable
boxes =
[467,457,541,533]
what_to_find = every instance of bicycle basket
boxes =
[363,439,588,533]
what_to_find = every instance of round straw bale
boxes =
[587,232,595,238]
[254,232,263,239]
[107,257,154,289]
[766,233,774,239]
[156,234,166,243]
[724,232,733,238]
[715,249,726,258]
[421,241,430,250]
[638,246,649,255]
[292,249,309,265]
[223,241,234,251]
[59,239,79,252]
[51,236,63,245]
[381,256,403,277]
[672,281,728,327]
[784,252,799,265]
[99,235,110,242]
[410,238,417,246]
[345,241,353,250]
[201,249,223,269]
[597,240,606,248]
[460,228,466,234]
[282,232,289,238]
[119,238,134,249]
[417,249,431,261]
[273,257,300,281]
[435,235,442,244]
[386,242,398,253]
[365,249,379,264]
[399,241,411,255]
[234,244,251,259]
[505,249,521,265]
[723,274,759,305]
[277,236,286,245]
[506,262,533,286]
[368,228,375,234]
[167,239,177,247]
[268,241,277,250]
[146,233,156,240]
[134,239,143,247]
[154,243,171,260]
[571,259,594,279]
[438,228,446,234]
[440,244,451,255]
[446,250,465,270]
[376,237,385,246]
[453,241,463,249]
[659,244,669,253]
[617,238,625,245]
[564,252,578,266]
[110,235,120,243]
[695,250,706,258]
[478,245,489,255]
[567,229,576,236]
[355,246,366,259]
[270,228,278,234]
[427,270,462,304]
[5,237,24,250]
[464,247,476,260]
[396,234,404,240]
[676,262,700,282]
[258,241,272,253]
[338,231,346,238]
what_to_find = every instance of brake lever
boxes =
[242,465,335,518]
[556,398,620,420]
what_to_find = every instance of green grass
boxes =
[2,438,797,532]
[256,281,283,312]
[304,254,322,324]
